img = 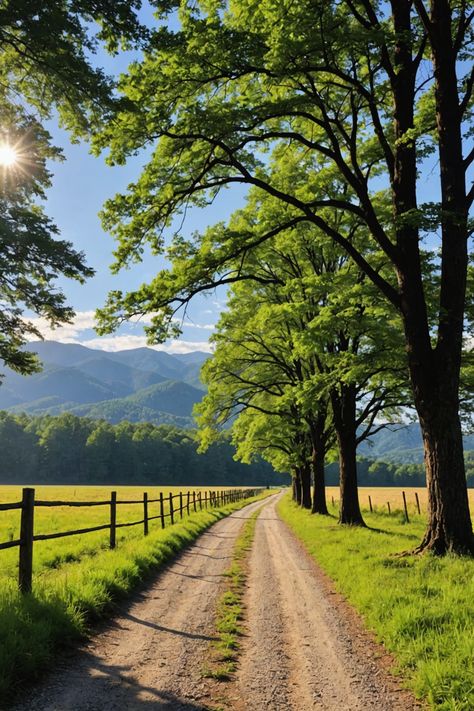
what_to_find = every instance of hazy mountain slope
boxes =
[23,341,101,367]
[8,379,203,426]
[174,351,210,365]
[108,348,186,379]
[0,365,119,407]
[66,401,193,427]
[23,341,206,386]
[73,357,166,394]
[121,380,204,417]
[359,422,474,463]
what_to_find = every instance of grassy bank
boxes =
[0,491,269,705]
[278,494,474,710]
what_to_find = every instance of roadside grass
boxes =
[0,491,270,705]
[0,485,252,584]
[203,507,262,680]
[278,494,474,710]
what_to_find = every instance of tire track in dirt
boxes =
[234,495,421,711]
[11,497,272,711]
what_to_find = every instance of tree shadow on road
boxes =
[12,652,217,711]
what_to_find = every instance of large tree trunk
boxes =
[331,384,365,526]
[416,400,473,553]
[291,466,302,505]
[300,462,312,510]
[390,0,473,553]
[308,416,328,514]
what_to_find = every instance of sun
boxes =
[0,143,18,167]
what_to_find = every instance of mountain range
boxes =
[0,341,472,463]
[0,341,210,427]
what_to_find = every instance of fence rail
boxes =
[0,487,261,594]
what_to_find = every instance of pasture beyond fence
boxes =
[0,487,260,594]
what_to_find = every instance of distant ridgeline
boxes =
[0,412,286,486]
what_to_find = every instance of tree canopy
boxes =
[95,0,474,553]
[0,0,146,373]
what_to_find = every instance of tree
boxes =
[0,1,145,372]
[96,0,474,553]
[195,215,409,522]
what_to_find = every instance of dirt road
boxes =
[12,494,418,711]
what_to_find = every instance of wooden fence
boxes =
[0,487,260,594]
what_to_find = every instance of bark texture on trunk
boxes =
[300,463,312,510]
[416,401,474,554]
[292,467,302,505]
[331,385,365,526]
[309,416,328,515]
[389,0,473,553]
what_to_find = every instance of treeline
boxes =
[326,456,474,489]
[0,412,286,487]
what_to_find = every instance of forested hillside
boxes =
[0,341,209,426]
[0,412,284,486]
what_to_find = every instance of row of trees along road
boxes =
[1,2,473,553]
[92,0,474,554]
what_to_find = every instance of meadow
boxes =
[0,484,268,702]
[326,485,474,517]
[0,484,246,586]
[279,493,474,710]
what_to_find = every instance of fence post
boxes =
[169,492,174,525]
[110,491,117,549]
[415,492,421,515]
[199,491,202,510]
[205,491,208,508]
[160,492,165,529]
[368,495,373,513]
[331,496,335,507]
[402,491,409,523]
[179,492,183,519]
[387,501,391,515]
[193,491,197,512]
[19,487,35,594]
[143,492,149,536]
[186,491,190,515]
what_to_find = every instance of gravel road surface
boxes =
[11,493,420,710]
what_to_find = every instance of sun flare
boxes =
[0,143,18,167]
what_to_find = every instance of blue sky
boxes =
[28,16,247,356]
[32,123,244,354]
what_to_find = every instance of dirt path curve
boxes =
[12,496,271,711]
[233,495,420,711]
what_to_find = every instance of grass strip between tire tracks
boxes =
[278,493,474,711]
[203,506,262,682]
[0,492,271,707]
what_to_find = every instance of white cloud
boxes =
[80,335,213,354]
[168,317,216,330]
[24,310,214,354]
[24,310,96,341]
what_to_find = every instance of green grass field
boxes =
[0,484,247,586]
[0,485,268,703]
[278,493,474,710]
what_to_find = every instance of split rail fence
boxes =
[0,487,260,594]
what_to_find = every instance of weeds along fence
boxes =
[0,487,260,594]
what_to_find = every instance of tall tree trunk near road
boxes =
[311,448,328,515]
[416,402,473,553]
[331,384,365,526]
[292,466,302,505]
[300,462,312,510]
[391,0,473,553]
[309,416,328,515]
